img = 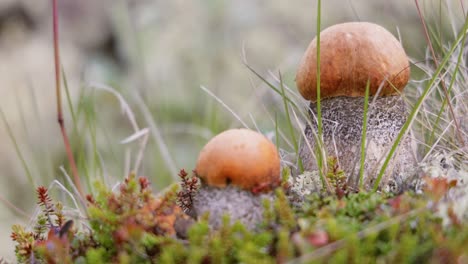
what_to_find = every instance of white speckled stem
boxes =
[192,185,274,230]
[299,95,417,192]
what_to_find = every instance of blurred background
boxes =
[0,0,466,259]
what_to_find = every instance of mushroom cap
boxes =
[195,128,281,191]
[296,22,410,101]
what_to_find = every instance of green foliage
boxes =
[85,248,107,264]
[274,189,297,229]
[10,175,468,263]
[11,175,188,263]
[11,225,35,263]
[325,156,347,193]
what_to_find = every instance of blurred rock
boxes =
[0,0,116,61]
[20,0,112,50]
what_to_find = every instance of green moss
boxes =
[10,175,468,263]
[85,248,107,264]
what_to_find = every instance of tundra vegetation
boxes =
[3,0,468,263]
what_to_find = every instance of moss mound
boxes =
[11,172,468,263]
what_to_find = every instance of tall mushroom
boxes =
[193,128,281,230]
[296,22,416,192]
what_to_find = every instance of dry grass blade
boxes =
[199,85,250,129]
[120,128,149,176]
[88,82,151,177]
[89,82,141,133]
[415,0,465,147]
[373,16,468,191]
[291,108,333,193]
[133,93,179,179]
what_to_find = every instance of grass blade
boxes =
[426,32,467,151]
[243,62,299,111]
[199,85,250,129]
[315,0,327,189]
[279,72,304,172]
[358,80,371,190]
[0,108,35,186]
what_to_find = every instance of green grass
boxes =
[0,108,35,186]
[4,1,465,193]
[314,0,326,190]
[358,81,371,190]
[279,73,304,172]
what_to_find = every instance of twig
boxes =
[52,0,84,198]
[460,0,466,18]
[0,194,30,219]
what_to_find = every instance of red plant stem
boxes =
[52,0,84,197]
[415,0,465,147]
[461,0,466,18]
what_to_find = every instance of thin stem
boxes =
[315,0,328,191]
[279,72,304,173]
[0,109,34,185]
[53,0,61,120]
[52,0,84,198]
[358,80,370,190]
[460,0,466,18]
[0,194,30,220]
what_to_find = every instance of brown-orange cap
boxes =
[195,129,281,191]
[296,22,410,101]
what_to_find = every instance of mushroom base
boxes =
[299,95,417,192]
[192,185,274,230]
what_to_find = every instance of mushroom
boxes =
[193,128,281,230]
[296,22,417,192]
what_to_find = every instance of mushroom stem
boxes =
[299,95,417,192]
[193,185,274,230]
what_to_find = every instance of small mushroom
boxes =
[296,22,417,191]
[193,128,280,230]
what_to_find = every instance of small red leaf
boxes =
[307,230,329,247]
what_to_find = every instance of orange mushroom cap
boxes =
[296,22,410,101]
[195,129,281,191]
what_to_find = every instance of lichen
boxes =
[419,151,468,224]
